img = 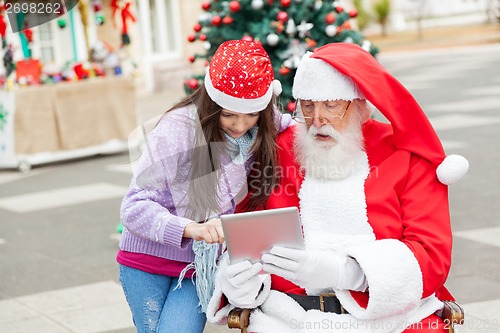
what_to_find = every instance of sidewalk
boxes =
[366,22,500,53]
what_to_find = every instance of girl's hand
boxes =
[183,218,224,244]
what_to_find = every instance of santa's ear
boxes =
[355,99,371,123]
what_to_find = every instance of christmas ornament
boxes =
[229,1,241,12]
[305,37,316,47]
[314,0,323,10]
[278,66,291,76]
[203,41,211,50]
[286,19,297,37]
[189,55,196,63]
[212,15,222,26]
[241,35,254,42]
[325,24,336,37]
[188,34,196,42]
[202,1,211,10]
[222,16,234,24]
[198,13,211,24]
[281,0,291,7]
[95,13,105,26]
[188,78,199,90]
[342,21,351,30]
[92,0,103,12]
[266,33,279,46]
[199,34,207,41]
[361,40,372,52]
[92,0,105,25]
[57,18,67,29]
[287,101,296,112]
[280,40,307,68]
[344,36,354,43]
[296,20,314,38]
[349,9,358,18]
[251,0,264,10]
[193,23,202,32]
[325,13,336,25]
[271,20,285,33]
[335,5,344,13]
[277,11,288,22]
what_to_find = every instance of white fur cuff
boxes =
[336,239,423,320]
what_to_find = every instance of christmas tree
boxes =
[185,0,378,111]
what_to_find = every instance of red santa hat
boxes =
[292,43,468,185]
[205,40,282,114]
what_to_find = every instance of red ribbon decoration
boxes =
[111,0,136,35]
[0,4,7,38]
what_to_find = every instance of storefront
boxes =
[0,1,198,170]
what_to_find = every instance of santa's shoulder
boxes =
[276,124,298,151]
[362,118,393,141]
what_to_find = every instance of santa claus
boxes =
[206,43,468,333]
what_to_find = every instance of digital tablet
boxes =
[221,207,304,270]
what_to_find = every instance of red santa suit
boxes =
[207,43,468,332]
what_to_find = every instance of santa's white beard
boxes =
[294,118,365,180]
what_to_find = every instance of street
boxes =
[1,43,500,333]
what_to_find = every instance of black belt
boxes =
[286,292,347,314]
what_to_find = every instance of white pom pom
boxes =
[272,79,282,96]
[436,155,469,185]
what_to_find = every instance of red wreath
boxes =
[111,0,136,35]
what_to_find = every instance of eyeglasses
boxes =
[292,99,352,124]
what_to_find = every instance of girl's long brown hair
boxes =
[161,84,278,221]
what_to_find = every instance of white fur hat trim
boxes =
[204,72,274,113]
[436,154,469,185]
[292,52,366,101]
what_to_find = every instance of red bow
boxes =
[111,0,136,34]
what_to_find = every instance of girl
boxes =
[117,40,290,333]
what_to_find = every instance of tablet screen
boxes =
[221,207,304,270]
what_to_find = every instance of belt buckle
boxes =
[319,292,346,314]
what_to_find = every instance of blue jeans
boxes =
[119,265,207,333]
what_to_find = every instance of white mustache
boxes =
[308,125,340,141]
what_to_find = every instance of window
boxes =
[165,0,176,52]
[148,0,162,53]
[137,0,180,56]
[38,23,55,63]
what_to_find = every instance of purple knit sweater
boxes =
[119,105,291,263]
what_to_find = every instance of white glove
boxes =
[262,246,368,292]
[219,260,266,308]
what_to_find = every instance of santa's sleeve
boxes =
[206,253,272,324]
[336,155,451,320]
